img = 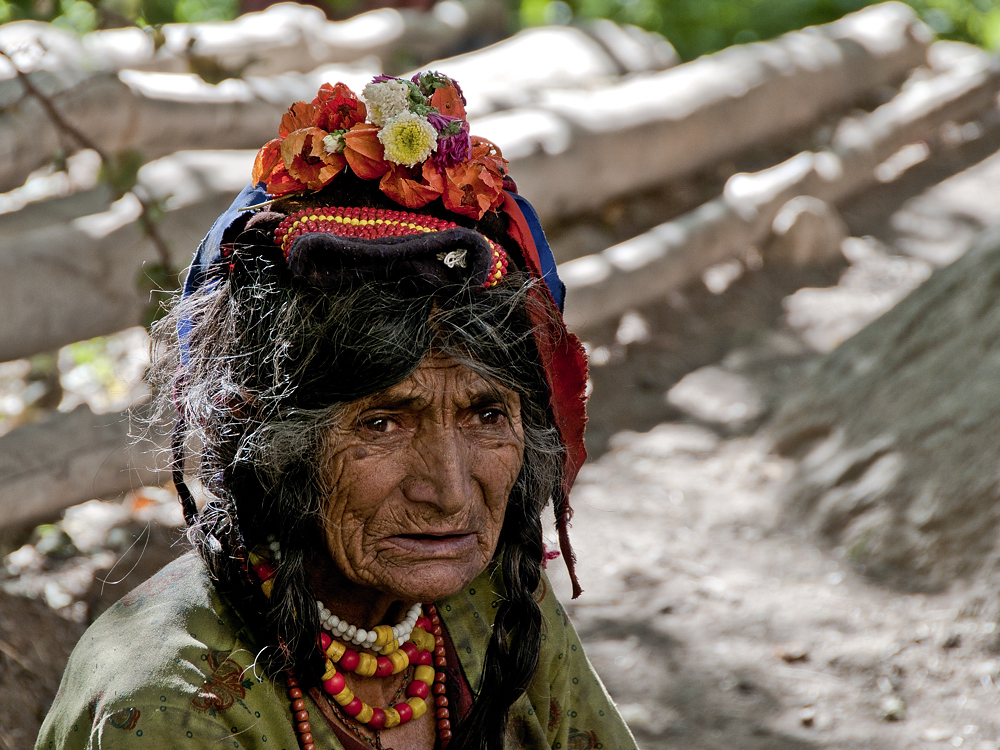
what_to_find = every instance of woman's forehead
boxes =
[358,355,516,407]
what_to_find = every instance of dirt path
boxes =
[549,426,1000,750]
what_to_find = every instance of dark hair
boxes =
[151,197,566,750]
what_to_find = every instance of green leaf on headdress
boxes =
[403,79,436,117]
[437,119,464,138]
[414,71,456,97]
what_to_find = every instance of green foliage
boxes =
[522,0,1000,60]
[99,148,144,200]
[0,0,237,31]
[5,0,998,59]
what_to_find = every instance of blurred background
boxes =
[4,0,1000,748]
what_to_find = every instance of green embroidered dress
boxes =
[36,553,637,750]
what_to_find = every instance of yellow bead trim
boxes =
[373,624,395,648]
[383,707,401,729]
[414,665,435,685]
[333,687,354,707]
[325,639,346,661]
[408,696,428,720]
[412,628,434,653]
[260,578,274,598]
[357,704,374,723]
[321,660,337,681]
[355,652,378,677]
[388,649,409,674]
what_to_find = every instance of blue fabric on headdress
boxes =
[507,191,564,312]
[178,183,267,362]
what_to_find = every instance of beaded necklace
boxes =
[286,605,452,750]
[251,543,453,748]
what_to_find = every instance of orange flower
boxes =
[442,136,507,219]
[314,82,367,131]
[280,127,346,190]
[380,161,444,209]
[252,137,283,186]
[278,84,366,138]
[264,164,307,197]
[343,123,391,180]
[278,101,320,138]
[430,85,466,120]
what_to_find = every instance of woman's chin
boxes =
[373,551,489,604]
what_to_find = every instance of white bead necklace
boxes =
[315,600,422,650]
[265,537,422,652]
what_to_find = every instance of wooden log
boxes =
[0,2,928,195]
[0,5,941,360]
[0,18,673,194]
[0,0,507,79]
[559,44,1000,332]
[480,2,932,219]
[426,25,673,119]
[0,151,253,363]
[0,404,169,530]
[0,63,380,194]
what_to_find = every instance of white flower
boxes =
[322,132,345,154]
[377,112,438,167]
[363,80,411,127]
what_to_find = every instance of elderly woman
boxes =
[37,75,637,750]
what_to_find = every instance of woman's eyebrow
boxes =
[467,389,510,408]
[362,394,428,411]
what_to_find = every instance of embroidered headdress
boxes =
[180,73,589,596]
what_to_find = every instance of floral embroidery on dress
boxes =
[191,650,254,715]
[548,698,561,731]
[567,728,598,750]
[534,575,548,604]
[107,707,141,731]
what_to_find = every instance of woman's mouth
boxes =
[386,532,478,556]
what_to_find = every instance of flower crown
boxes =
[251,73,509,221]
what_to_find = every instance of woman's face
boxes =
[320,354,525,603]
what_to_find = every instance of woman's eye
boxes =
[476,408,506,425]
[362,416,396,433]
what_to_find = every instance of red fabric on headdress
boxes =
[502,192,589,599]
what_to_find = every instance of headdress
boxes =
[179,73,589,597]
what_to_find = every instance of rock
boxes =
[880,695,906,721]
[783,237,932,352]
[768,227,1000,591]
[666,366,765,428]
[0,589,85,748]
[547,223,614,264]
[921,726,954,742]
[775,643,809,663]
[942,632,962,650]
[766,196,848,267]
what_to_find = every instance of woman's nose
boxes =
[402,425,473,514]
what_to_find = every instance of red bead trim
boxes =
[274,207,459,259]
[272,205,508,289]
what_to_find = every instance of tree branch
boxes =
[0,47,173,270]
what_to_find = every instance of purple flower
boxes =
[427,113,471,169]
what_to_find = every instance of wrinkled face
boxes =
[320,354,524,603]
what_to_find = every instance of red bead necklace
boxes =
[285,604,453,749]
